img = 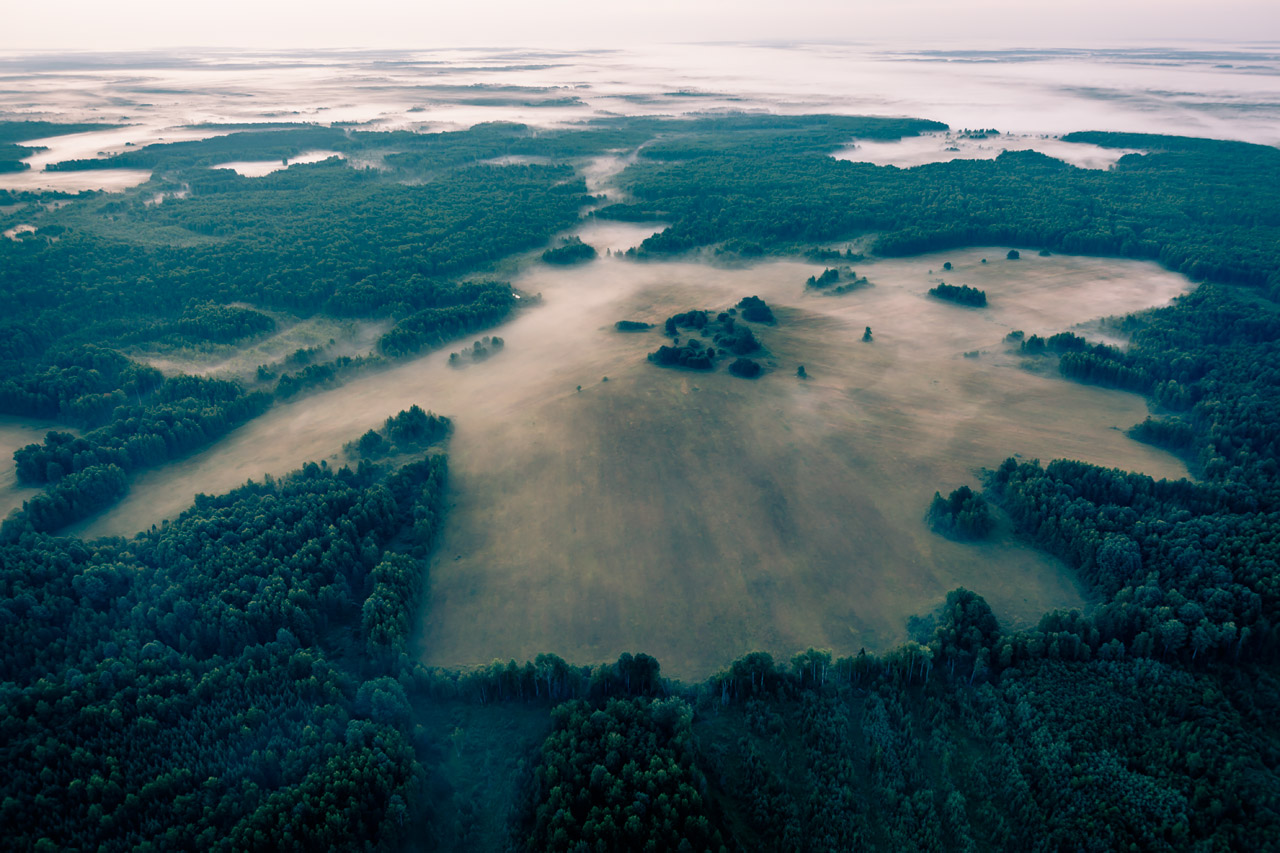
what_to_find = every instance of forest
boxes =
[3,114,1280,850]
[598,127,1280,299]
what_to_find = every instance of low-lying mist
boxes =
[53,227,1192,677]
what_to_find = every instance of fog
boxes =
[0,45,1259,676]
[1,43,1277,192]
[132,315,389,382]
[211,150,345,177]
[41,221,1191,677]
[834,132,1145,169]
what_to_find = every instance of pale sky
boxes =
[4,0,1278,51]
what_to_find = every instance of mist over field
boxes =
[1,45,1257,672]
[62,228,1192,675]
[7,33,1280,851]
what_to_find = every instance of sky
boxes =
[4,0,1279,51]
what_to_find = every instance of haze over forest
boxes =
[4,20,1280,853]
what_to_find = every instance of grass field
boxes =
[56,238,1190,677]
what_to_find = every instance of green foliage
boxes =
[347,405,451,463]
[7,370,270,532]
[735,295,774,323]
[728,358,762,379]
[377,282,516,357]
[807,267,841,288]
[525,697,724,852]
[928,282,987,307]
[649,341,715,370]
[600,129,1280,298]
[3,463,127,538]
[385,405,451,447]
[541,236,597,265]
[7,114,1280,852]
[0,454,445,851]
[927,486,996,539]
[614,320,653,332]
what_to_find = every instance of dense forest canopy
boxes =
[599,127,1280,298]
[4,111,1280,849]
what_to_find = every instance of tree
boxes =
[927,485,995,539]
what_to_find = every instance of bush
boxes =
[737,295,775,322]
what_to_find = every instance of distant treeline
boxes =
[598,127,1280,298]
[0,121,123,171]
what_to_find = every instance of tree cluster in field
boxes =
[614,320,653,332]
[649,303,768,375]
[649,338,716,370]
[927,485,996,539]
[447,335,505,365]
[928,282,987,307]
[163,301,276,345]
[346,405,452,460]
[1020,330,1091,356]
[541,236,597,265]
[806,266,870,294]
[736,295,774,323]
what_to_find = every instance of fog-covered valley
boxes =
[7,33,1280,852]
[51,226,1192,675]
[2,42,1278,192]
